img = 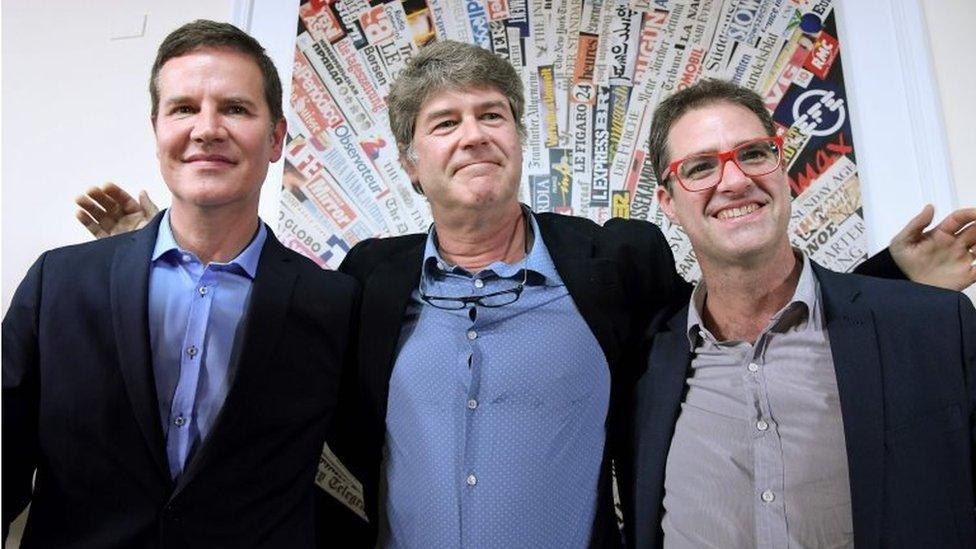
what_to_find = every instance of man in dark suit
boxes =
[629,79,976,548]
[2,20,358,547]
[323,39,684,548]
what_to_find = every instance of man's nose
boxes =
[458,117,488,147]
[190,108,226,143]
[715,157,752,193]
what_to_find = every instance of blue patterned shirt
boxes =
[382,212,611,548]
[148,210,265,479]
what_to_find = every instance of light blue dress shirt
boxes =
[383,212,611,548]
[148,210,266,479]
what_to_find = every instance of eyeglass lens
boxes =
[677,139,780,190]
[423,289,520,310]
[421,269,527,310]
[472,287,521,307]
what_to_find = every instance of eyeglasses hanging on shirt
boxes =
[420,211,532,310]
[420,265,528,310]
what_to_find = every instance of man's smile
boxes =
[714,202,762,220]
[183,153,237,166]
[452,159,499,175]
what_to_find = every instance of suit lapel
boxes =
[360,243,423,420]
[111,214,170,482]
[634,308,690,547]
[174,231,298,495]
[814,264,884,548]
[536,215,620,365]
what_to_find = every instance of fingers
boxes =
[138,190,161,216]
[102,183,141,214]
[956,221,976,251]
[82,185,123,215]
[955,258,976,291]
[932,207,976,236]
[75,184,127,235]
[894,204,935,244]
[75,192,114,224]
[74,208,109,239]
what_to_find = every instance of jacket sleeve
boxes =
[2,254,46,541]
[318,247,375,547]
[853,248,906,280]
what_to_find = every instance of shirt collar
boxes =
[686,251,820,346]
[151,209,267,279]
[421,206,560,284]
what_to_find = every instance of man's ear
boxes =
[269,118,287,162]
[399,150,423,195]
[656,184,679,225]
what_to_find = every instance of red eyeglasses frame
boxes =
[661,135,785,192]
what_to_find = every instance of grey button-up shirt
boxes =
[662,255,854,548]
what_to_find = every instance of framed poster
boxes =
[244,0,955,279]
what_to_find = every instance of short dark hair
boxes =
[149,19,282,123]
[648,79,775,191]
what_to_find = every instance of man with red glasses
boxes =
[628,79,976,548]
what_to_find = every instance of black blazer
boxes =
[629,263,976,548]
[3,214,359,548]
[323,213,688,548]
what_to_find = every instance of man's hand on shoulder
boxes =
[75,183,159,239]
[890,204,976,291]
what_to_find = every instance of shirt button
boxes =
[174,416,186,427]
[181,254,192,263]
[748,362,760,373]
[186,345,198,358]
[467,399,478,410]
[466,474,477,486]
[757,419,769,431]
[467,330,478,340]
[761,490,775,503]
[474,279,485,289]
[198,286,209,296]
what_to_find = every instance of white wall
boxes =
[1,0,300,314]
[921,0,976,301]
[922,0,976,302]
[922,0,975,209]
[834,0,975,302]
